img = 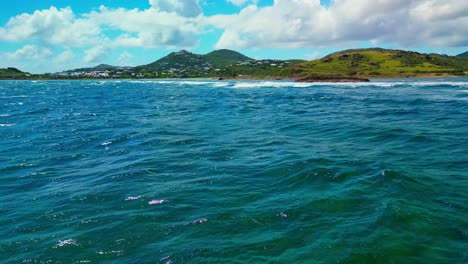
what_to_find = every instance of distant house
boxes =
[98,72,110,78]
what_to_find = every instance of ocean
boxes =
[0,79,467,263]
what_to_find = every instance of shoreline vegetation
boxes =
[1,48,467,82]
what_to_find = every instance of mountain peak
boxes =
[145,49,252,69]
[95,64,115,69]
[174,50,191,55]
[209,49,238,53]
[204,49,252,67]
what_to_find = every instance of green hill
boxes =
[144,50,207,70]
[5,48,467,80]
[0,67,29,79]
[215,59,305,79]
[143,49,252,69]
[282,48,468,80]
[204,49,252,67]
[457,51,468,57]
[92,64,117,70]
[68,64,120,73]
[139,49,305,78]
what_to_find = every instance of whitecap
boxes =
[126,80,152,84]
[192,218,208,224]
[160,255,173,264]
[56,239,78,247]
[148,199,167,205]
[149,80,212,86]
[363,81,468,88]
[277,212,288,218]
[125,196,142,201]
[232,81,292,89]
[154,81,176,84]
[411,81,468,87]
[7,102,25,106]
[212,82,230,88]
[178,81,211,86]
[0,95,28,99]
[97,250,123,255]
[101,142,112,146]
[0,123,15,127]
[232,81,362,89]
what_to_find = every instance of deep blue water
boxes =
[0,79,467,263]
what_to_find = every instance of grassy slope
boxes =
[282,48,468,78]
[0,68,28,78]
[204,49,252,67]
[144,50,206,69]
[4,48,467,80]
[140,49,305,78]
[219,60,306,78]
[70,64,117,72]
[145,49,252,69]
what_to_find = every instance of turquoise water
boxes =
[0,79,467,263]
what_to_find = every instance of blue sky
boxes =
[0,0,466,73]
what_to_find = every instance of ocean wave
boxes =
[369,81,468,88]
[136,80,213,85]
[125,196,142,201]
[232,81,315,89]
[55,239,78,247]
[192,218,208,224]
[1,79,467,263]
[229,80,467,89]
[178,81,214,86]
[0,95,29,99]
[124,80,231,87]
[148,199,167,205]
[96,250,123,256]
[63,79,468,89]
[211,82,230,88]
[5,102,25,106]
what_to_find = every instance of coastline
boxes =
[2,48,466,82]
[1,75,466,83]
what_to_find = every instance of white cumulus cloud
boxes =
[0,3,205,51]
[1,45,65,73]
[54,49,75,64]
[149,0,202,17]
[5,45,53,61]
[87,5,204,49]
[0,6,102,47]
[306,51,322,60]
[211,0,468,49]
[84,43,111,63]
[0,0,466,73]
[118,51,134,65]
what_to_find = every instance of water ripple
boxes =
[0,79,467,263]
